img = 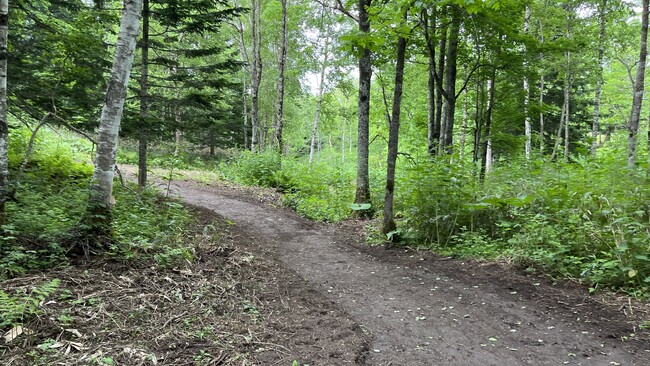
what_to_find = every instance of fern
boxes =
[0,278,60,328]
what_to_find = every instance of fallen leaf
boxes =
[65,329,83,338]
[49,342,67,349]
[4,325,32,343]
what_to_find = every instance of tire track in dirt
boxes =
[146,175,648,366]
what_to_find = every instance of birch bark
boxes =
[88,0,142,218]
[275,0,287,152]
[0,0,8,222]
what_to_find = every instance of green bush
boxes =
[395,157,506,245]
[396,154,650,296]
[220,150,283,187]
[2,128,195,278]
[281,158,355,222]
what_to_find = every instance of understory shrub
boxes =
[395,156,509,245]
[219,150,282,187]
[281,158,355,221]
[219,151,356,222]
[396,154,650,296]
[1,128,194,278]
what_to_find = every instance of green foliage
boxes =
[396,154,650,296]
[281,158,355,222]
[395,156,500,245]
[0,279,60,328]
[117,139,224,171]
[220,150,283,187]
[219,151,356,222]
[2,128,194,277]
[112,191,193,266]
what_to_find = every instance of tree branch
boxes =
[312,0,358,22]
[455,62,482,99]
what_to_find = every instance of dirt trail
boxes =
[140,173,648,366]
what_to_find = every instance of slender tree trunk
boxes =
[250,0,262,152]
[138,0,149,188]
[647,109,650,174]
[472,77,482,164]
[523,3,532,160]
[486,139,493,173]
[275,0,287,152]
[460,82,468,160]
[341,128,345,163]
[87,0,142,241]
[434,22,447,155]
[422,7,439,155]
[537,17,545,156]
[591,0,606,156]
[628,0,649,167]
[383,15,407,236]
[440,5,460,154]
[242,69,249,148]
[355,0,372,209]
[551,63,570,161]
[480,70,496,182]
[172,54,182,155]
[235,19,250,149]
[0,0,8,222]
[539,74,545,156]
[309,33,330,164]
[563,59,571,163]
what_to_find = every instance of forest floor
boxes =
[2,167,650,365]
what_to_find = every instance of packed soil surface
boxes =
[140,170,650,366]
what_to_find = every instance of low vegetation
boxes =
[117,135,650,299]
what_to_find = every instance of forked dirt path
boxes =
[135,170,649,366]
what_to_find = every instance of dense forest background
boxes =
[1,0,649,298]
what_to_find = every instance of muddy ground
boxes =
[2,169,650,365]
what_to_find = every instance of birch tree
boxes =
[250,0,263,152]
[138,0,150,188]
[275,0,288,152]
[0,0,7,223]
[86,0,142,239]
[591,0,606,156]
[523,3,532,160]
[309,10,332,164]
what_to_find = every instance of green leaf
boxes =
[350,203,371,211]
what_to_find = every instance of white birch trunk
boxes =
[309,34,330,164]
[538,17,546,156]
[460,84,468,160]
[275,0,287,152]
[341,129,345,163]
[89,0,142,207]
[486,139,492,174]
[0,0,7,219]
[523,4,532,160]
[250,0,262,152]
[592,0,606,156]
[234,19,250,148]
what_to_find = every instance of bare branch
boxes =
[312,0,358,22]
